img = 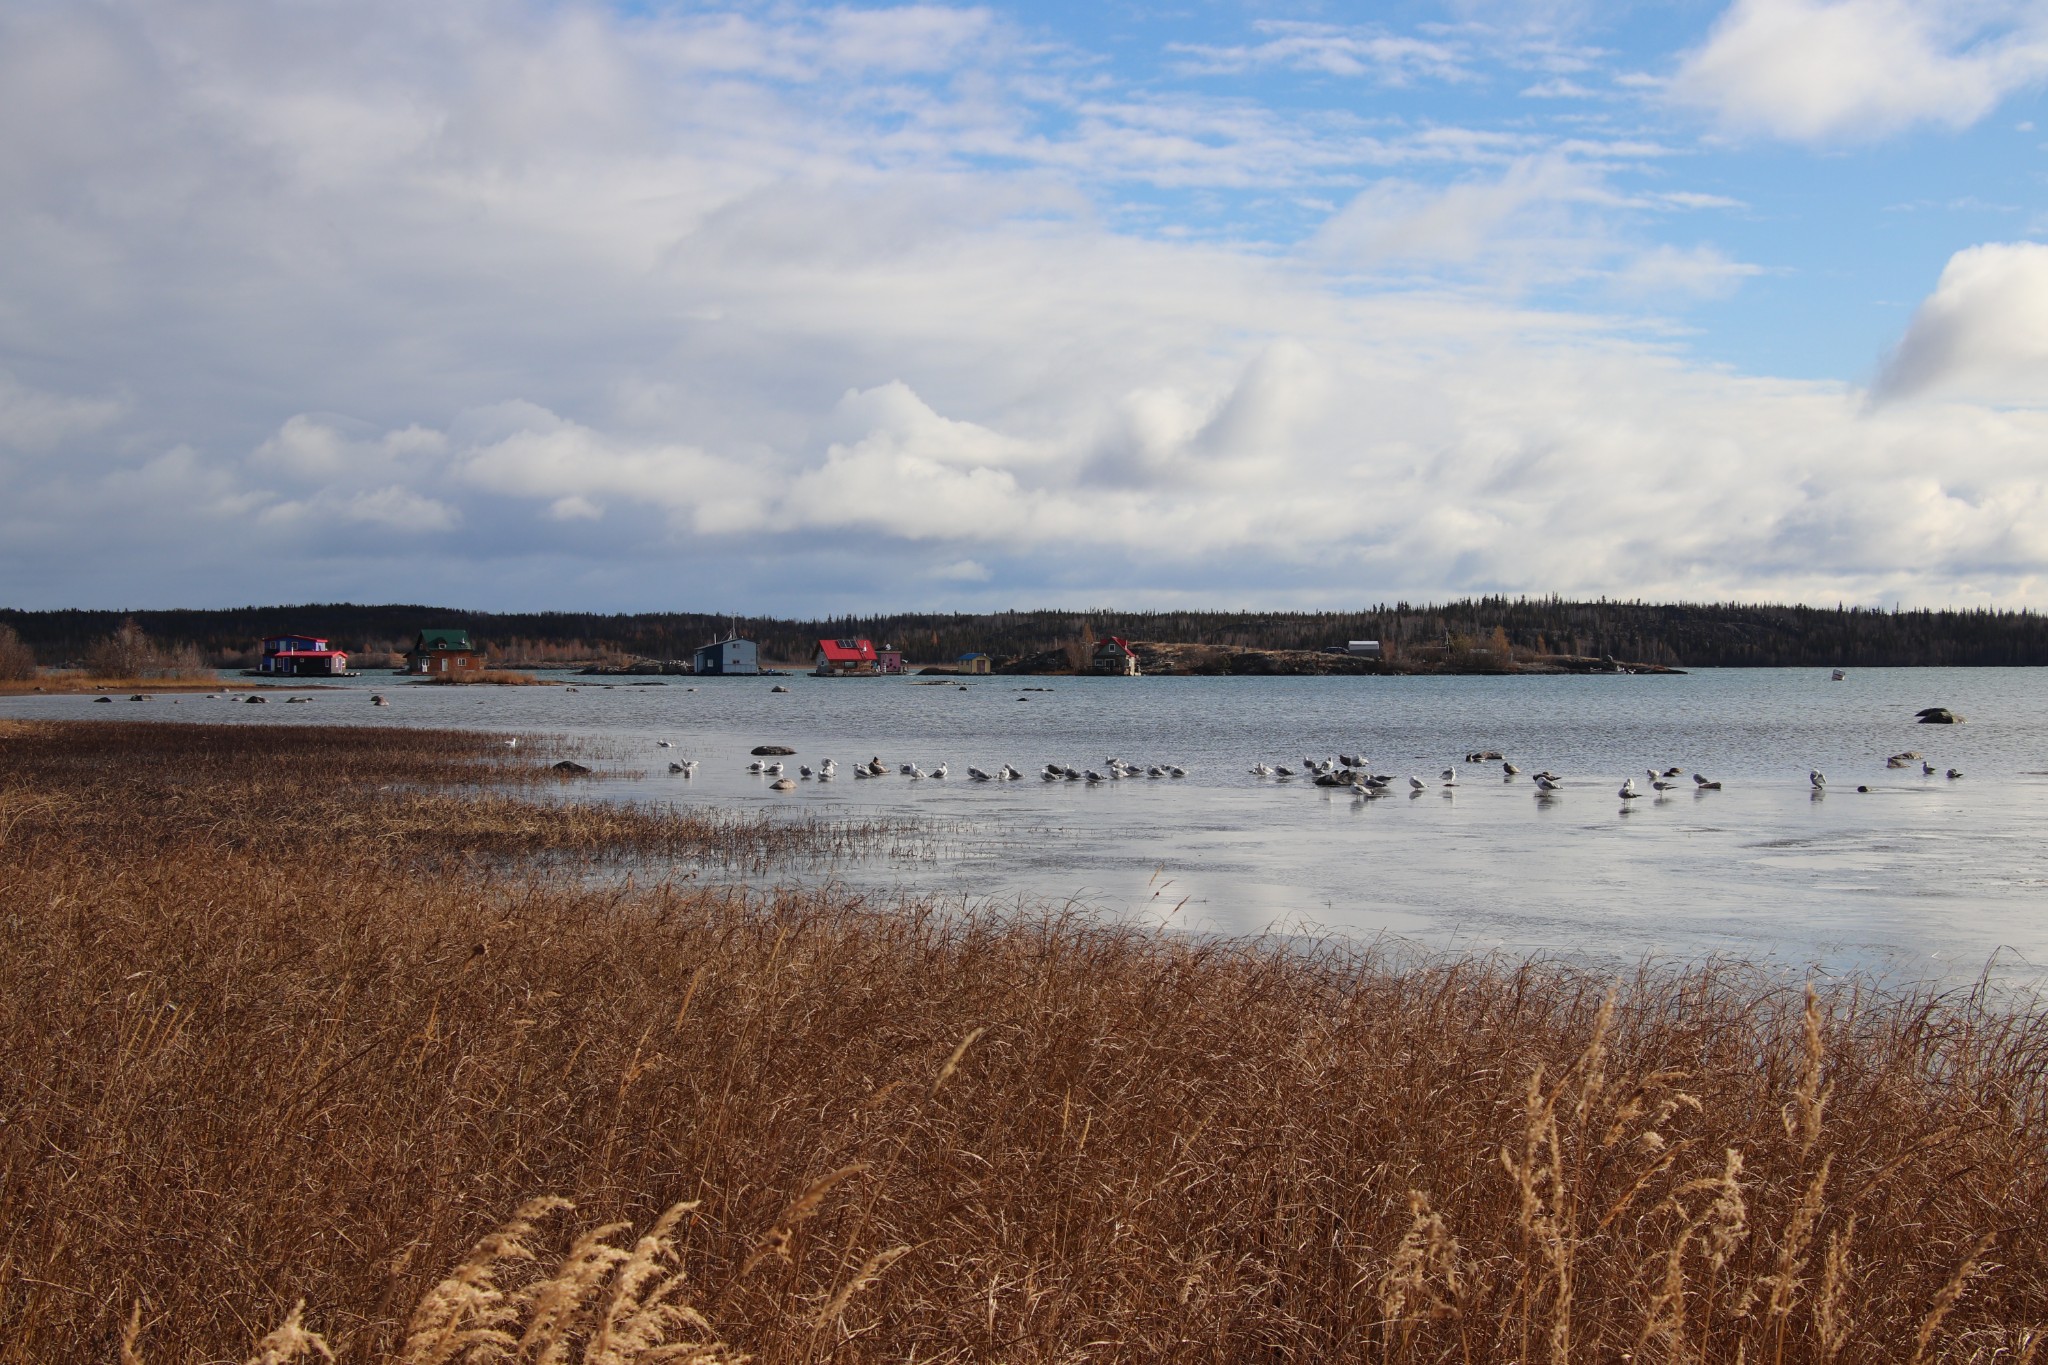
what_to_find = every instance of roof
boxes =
[957,652,986,660]
[413,629,473,651]
[262,634,330,649]
[1095,636,1135,655]
[267,649,346,658]
[818,638,877,662]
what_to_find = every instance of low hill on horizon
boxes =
[6,599,2048,669]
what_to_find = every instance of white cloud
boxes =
[2,0,2047,612]
[1669,0,2048,142]
[1171,22,1469,84]
[1875,242,2048,405]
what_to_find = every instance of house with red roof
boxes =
[814,638,879,676]
[259,633,350,676]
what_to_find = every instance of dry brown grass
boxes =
[2,721,2045,1362]
[424,670,548,686]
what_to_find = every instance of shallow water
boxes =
[14,667,2047,985]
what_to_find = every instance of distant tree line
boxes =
[5,598,2048,668]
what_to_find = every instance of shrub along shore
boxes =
[1,721,2043,1362]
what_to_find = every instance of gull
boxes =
[1810,770,1827,790]
[1085,770,1104,783]
[931,763,949,779]
[1692,773,1720,790]
[1273,765,1297,778]
[1662,766,1683,778]
[764,762,784,776]
[908,765,928,779]
[1250,762,1273,776]
[1148,765,1166,778]
[1502,762,1520,777]
[1947,768,1964,779]
[820,759,836,776]
[800,765,814,778]
[1653,778,1679,793]
[748,760,765,773]
[855,767,877,779]
[504,738,518,748]
[1534,774,1562,792]
[900,763,917,775]
[1064,766,1083,780]
[1619,778,1640,800]
[968,766,994,781]
[1042,770,1061,782]
[1441,766,1459,786]
[656,740,673,748]
[669,762,687,774]
[1002,764,1025,780]
[1169,766,1187,778]
[1923,761,1936,775]
[1045,763,1065,777]
[1408,775,1426,791]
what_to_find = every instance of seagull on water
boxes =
[1408,775,1426,791]
[1533,774,1562,793]
[1619,778,1640,800]
[1250,762,1273,776]
[1810,769,1827,790]
[1692,772,1720,790]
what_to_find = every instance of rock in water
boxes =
[750,744,797,755]
[1916,707,1963,724]
[769,777,797,791]
[552,760,592,774]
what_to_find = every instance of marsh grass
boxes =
[2,721,2044,1362]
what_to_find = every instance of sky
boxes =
[2,0,2047,614]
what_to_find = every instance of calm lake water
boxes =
[15,667,2048,986]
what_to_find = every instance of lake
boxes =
[13,667,2047,986]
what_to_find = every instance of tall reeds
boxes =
[2,721,2043,1361]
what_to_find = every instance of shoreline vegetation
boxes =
[12,598,2048,673]
[3,721,2045,1361]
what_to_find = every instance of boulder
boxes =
[1915,707,1963,724]
[750,744,797,756]
[552,760,592,774]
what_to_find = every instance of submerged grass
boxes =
[2,720,2045,1362]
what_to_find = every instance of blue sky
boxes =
[2,0,2046,612]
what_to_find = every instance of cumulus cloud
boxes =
[1669,0,2048,142]
[1875,242,2048,405]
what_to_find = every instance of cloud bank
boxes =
[0,1,2045,612]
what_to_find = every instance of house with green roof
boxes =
[405,628,482,677]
